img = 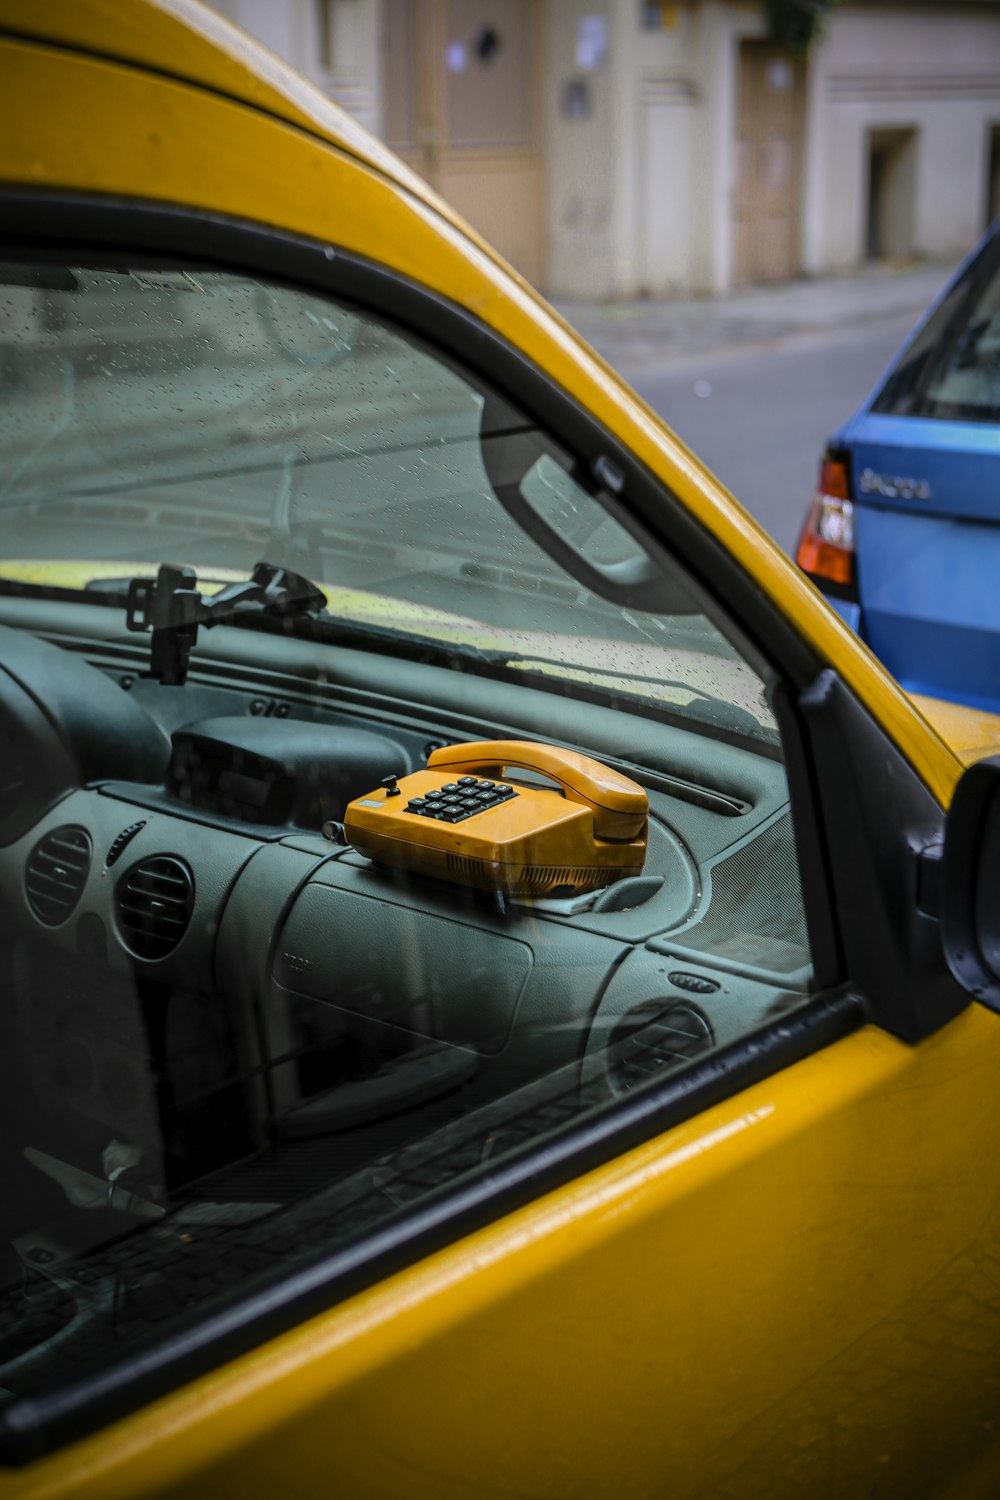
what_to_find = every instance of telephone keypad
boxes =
[407,777,518,821]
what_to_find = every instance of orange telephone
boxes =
[344,740,648,896]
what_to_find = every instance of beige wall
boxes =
[543,0,618,297]
[544,0,750,298]
[605,0,1000,297]
[210,0,382,133]
[634,4,702,295]
[804,6,1000,274]
[206,1,1000,299]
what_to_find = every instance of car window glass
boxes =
[0,266,773,738]
[872,233,1000,422]
[0,259,814,1429]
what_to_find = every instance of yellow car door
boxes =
[1,7,1000,1500]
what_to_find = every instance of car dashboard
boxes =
[0,599,810,1440]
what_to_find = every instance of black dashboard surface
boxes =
[0,602,811,1458]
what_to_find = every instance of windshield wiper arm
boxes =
[125,560,326,684]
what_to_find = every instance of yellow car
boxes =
[1,5,1000,1498]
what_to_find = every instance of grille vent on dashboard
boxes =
[443,853,616,895]
[671,813,811,974]
[25,826,92,926]
[116,856,194,960]
[608,1001,714,1094]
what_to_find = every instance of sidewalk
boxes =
[553,259,959,375]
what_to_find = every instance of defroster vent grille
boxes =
[25,826,92,925]
[444,853,616,895]
[116,855,194,960]
[608,1001,714,1094]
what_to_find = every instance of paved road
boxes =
[628,313,917,554]
[556,262,957,555]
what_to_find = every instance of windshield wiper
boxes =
[125,560,326,684]
[453,646,765,735]
[300,618,766,739]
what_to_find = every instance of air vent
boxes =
[443,853,617,895]
[25,826,92,926]
[608,1001,714,1095]
[116,856,194,960]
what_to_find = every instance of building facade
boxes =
[208,0,1000,298]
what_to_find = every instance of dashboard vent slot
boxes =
[117,856,194,960]
[677,814,810,972]
[608,1001,714,1095]
[25,826,92,926]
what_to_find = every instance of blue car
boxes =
[797,225,1000,716]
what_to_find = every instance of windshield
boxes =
[0,261,773,738]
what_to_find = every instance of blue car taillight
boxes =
[795,453,858,597]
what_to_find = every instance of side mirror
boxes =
[942,754,1000,1011]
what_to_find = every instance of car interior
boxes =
[0,254,815,1450]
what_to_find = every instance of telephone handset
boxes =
[344,739,648,896]
[427,741,647,840]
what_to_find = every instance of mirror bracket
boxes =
[916,840,943,920]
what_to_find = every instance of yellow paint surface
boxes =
[909,693,1000,766]
[5,1011,1000,1499]
[0,8,995,1496]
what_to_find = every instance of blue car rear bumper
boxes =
[851,506,1000,712]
